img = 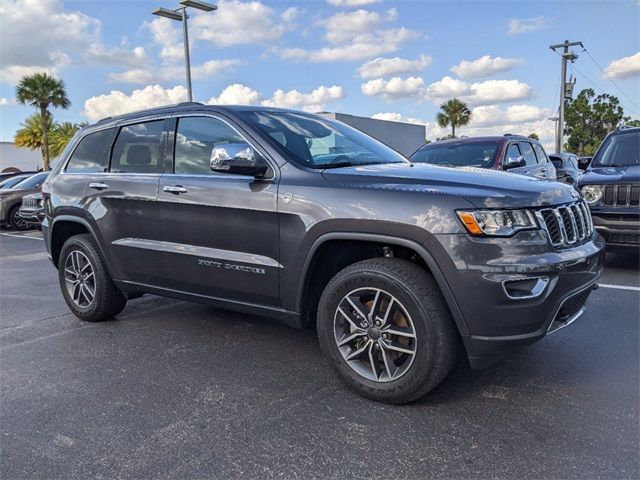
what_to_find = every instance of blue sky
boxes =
[0,0,638,149]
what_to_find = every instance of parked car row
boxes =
[0,171,49,230]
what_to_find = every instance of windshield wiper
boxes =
[320,161,405,170]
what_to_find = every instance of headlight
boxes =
[457,209,537,236]
[580,185,603,205]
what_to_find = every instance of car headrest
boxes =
[127,145,152,165]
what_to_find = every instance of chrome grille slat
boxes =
[537,201,594,249]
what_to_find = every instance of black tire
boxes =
[58,234,127,322]
[317,258,458,404]
[8,205,29,231]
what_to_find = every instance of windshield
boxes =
[591,131,639,168]
[237,110,408,169]
[410,142,498,168]
[12,172,48,190]
[0,175,29,189]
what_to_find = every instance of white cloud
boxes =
[146,18,184,62]
[469,104,550,127]
[361,76,425,99]
[85,44,148,68]
[192,0,297,47]
[281,27,418,62]
[507,16,549,35]
[604,52,640,79]
[0,97,10,106]
[207,84,261,105]
[206,83,344,112]
[83,85,188,121]
[426,76,533,106]
[425,76,472,100]
[0,0,98,84]
[321,8,397,44]
[327,0,381,6]
[109,59,243,84]
[450,55,523,79]
[358,54,432,79]
[262,85,345,112]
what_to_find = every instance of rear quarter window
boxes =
[65,129,114,173]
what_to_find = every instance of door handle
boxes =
[88,182,109,190]
[163,185,188,195]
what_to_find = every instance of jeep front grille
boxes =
[21,197,39,208]
[536,201,594,248]
[603,184,640,207]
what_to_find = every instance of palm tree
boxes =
[436,98,471,138]
[15,72,71,170]
[50,122,87,158]
[14,114,50,166]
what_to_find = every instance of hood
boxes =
[322,163,579,209]
[580,165,640,185]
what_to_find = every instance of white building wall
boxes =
[0,142,42,172]
[319,112,426,157]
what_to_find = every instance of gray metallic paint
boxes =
[43,104,606,369]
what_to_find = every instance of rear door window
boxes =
[65,129,114,173]
[520,141,538,166]
[505,143,522,164]
[110,120,165,174]
[533,143,549,164]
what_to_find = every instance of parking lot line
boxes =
[0,232,43,241]
[599,283,640,292]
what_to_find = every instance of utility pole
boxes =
[549,40,582,153]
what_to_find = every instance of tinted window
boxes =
[110,121,164,173]
[592,131,639,167]
[411,142,497,168]
[12,172,48,190]
[238,110,407,169]
[65,129,113,173]
[520,142,538,166]
[174,117,248,175]
[549,156,562,169]
[533,143,548,163]
[505,143,522,164]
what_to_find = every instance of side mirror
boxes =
[504,155,526,170]
[210,143,268,177]
[577,157,592,171]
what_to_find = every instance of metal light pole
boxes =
[549,40,582,153]
[152,0,217,102]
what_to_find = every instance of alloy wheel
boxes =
[64,250,96,308]
[333,287,417,382]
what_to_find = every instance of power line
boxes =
[581,47,640,113]
[569,62,640,117]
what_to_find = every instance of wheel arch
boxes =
[49,216,110,273]
[296,232,469,336]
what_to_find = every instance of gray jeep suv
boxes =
[43,103,605,403]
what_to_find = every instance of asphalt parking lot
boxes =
[1,229,638,479]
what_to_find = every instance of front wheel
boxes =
[58,234,127,322]
[8,205,29,231]
[317,258,458,404]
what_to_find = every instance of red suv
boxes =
[411,134,556,180]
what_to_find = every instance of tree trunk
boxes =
[40,104,50,171]
[452,124,456,138]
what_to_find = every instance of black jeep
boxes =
[578,125,640,249]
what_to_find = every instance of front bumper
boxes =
[590,208,640,248]
[433,230,606,369]
[17,207,44,226]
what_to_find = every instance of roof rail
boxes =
[95,101,205,124]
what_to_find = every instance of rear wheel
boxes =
[317,258,458,404]
[58,234,127,322]
[8,205,29,231]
